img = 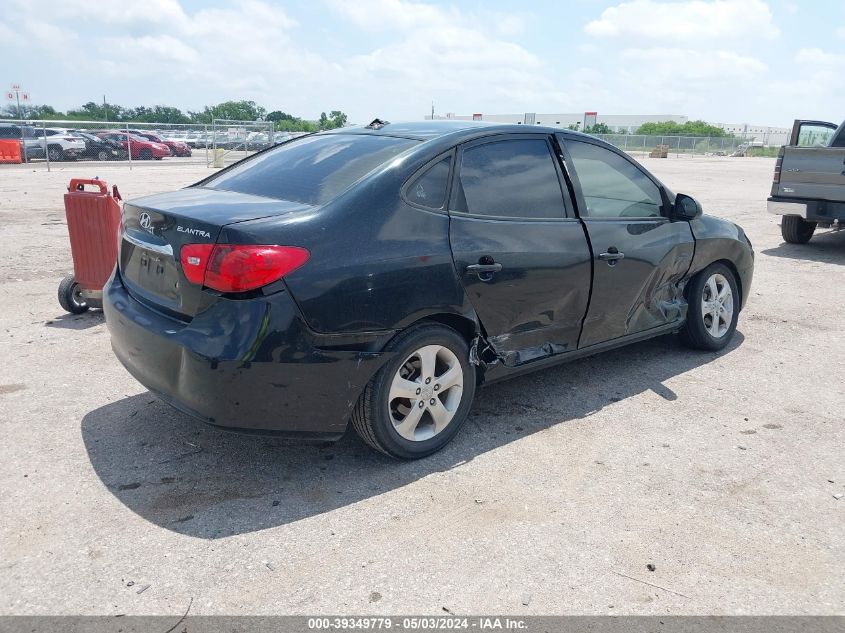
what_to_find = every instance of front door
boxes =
[448,135,592,366]
[558,135,695,348]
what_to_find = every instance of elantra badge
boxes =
[177,225,212,239]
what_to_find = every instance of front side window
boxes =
[406,156,451,209]
[796,123,836,147]
[204,134,419,205]
[564,139,663,219]
[457,138,566,219]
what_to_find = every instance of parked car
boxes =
[70,130,126,161]
[0,123,45,160]
[104,121,754,459]
[768,118,845,243]
[97,132,170,160]
[41,128,87,161]
[128,130,192,157]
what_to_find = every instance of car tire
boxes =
[351,323,476,459]
[97,149,109,161]
[781,215,816,244]
[47,145,64,162]
[140,148,153,160]
[58,275,89,314]
[679,263,739,351]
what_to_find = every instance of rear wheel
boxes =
[140,148,153,160]
[781,215,816,244]
[351,324,476,459]
[679,263,739,351]
[58,275,89,314]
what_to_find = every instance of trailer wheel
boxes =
[781,216,816,244]
[58,275,89,314]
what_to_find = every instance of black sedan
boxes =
[104,121,754,459]
[72,131,126,161]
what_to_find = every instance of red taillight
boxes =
[180,244,309,293]
[773,147,784,184]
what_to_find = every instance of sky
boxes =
[1,0,843,127]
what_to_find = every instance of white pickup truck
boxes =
[768,119,845,243]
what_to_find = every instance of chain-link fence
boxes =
[0,118,275,170]
[1,119,780,171]
[590,134,775,158]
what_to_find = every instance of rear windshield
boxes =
[201,134,419,205]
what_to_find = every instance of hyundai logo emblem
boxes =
[139,212,153,231]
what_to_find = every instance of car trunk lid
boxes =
[119,187,313,318]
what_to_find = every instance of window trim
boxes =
[556,133,671,221]
[449,133,576,222]
[400,149,456,213]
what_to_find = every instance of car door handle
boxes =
[466,263,503,274]
[598,251,625,261]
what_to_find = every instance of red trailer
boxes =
[59,178,122,313]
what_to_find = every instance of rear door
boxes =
[558,135,694,348]
[448,134,592,365]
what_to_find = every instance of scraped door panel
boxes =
[449,135,592,366]
[578,219,693,347]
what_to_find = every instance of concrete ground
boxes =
[0,157,842,615]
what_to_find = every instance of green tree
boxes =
[66,101,128,121]
[1,103,61,119]
[328,110,347,128]
[192,100,267,123]
[266,110,296,122]
[636,120,731,137]
[583,122,613,135]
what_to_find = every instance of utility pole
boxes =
[431,101,434,121]
[103,95,109,123]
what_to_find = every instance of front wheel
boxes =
[139,148,153,160]
[47,145,64,162]
[781,215,816,244]
[58,275,89,314]
[351,324,476,459]
[679,263,739,351]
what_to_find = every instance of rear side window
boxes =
[564,139,663,218]
[406,156,451,209]
[456,138,566,219]
[204,134,419,205]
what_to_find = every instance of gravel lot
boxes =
[0,157,842,616]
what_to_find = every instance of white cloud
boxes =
[328,0,454,31]
[586,0,779,42]
[795,47,845,65]
[623,47,767,79]
[330,0,565,114]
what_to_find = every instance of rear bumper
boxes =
[103,270,391,437]
[768,197,845,222]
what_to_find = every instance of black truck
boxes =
[768,119,845,243]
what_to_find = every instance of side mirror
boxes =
[674,193,702,220]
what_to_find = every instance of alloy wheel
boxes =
[387,344,463,442]
[701,273,733,338]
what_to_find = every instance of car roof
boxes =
[321,120,595,143]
